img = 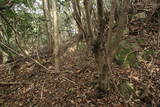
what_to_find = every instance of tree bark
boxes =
[42,0,53,54]
[50,0,60,72]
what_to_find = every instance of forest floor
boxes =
[0,48,159,107]
[0,4,160,107]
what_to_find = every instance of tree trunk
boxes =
[50,0,60,72]
[42,0,53,54]
[94,50,110,91]
[72,0,129,93]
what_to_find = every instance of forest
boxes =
[0,0,160,106]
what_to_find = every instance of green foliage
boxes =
[0,0,5,4]
[115,46,138,68]
[0,0,35,7]
[123,52,138,68]
[77,42,87,50]
[13,0,35,7]
[119,81,134,98]
[115,39,141,68]
[115,47,130,65]
[5,9,17,18]
[0,0,45,60]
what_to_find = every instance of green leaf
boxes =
[115,47,130,65]
[120,81,134,98]
[115,39,140,68]
[77,42,87,50]
[5,9,17,18]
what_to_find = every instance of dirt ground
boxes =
[0,48,159,106]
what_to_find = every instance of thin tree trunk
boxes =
[50,0,60,72]
[42,0,53,53]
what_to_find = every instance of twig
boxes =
[0,42,21,56]
[158,24,160,48]
[61,76,76,84]
[40,81,45,99]
[0,41,51,72]
[29,57,51,71]
[0,82,22,85]
[0,13,26,56]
